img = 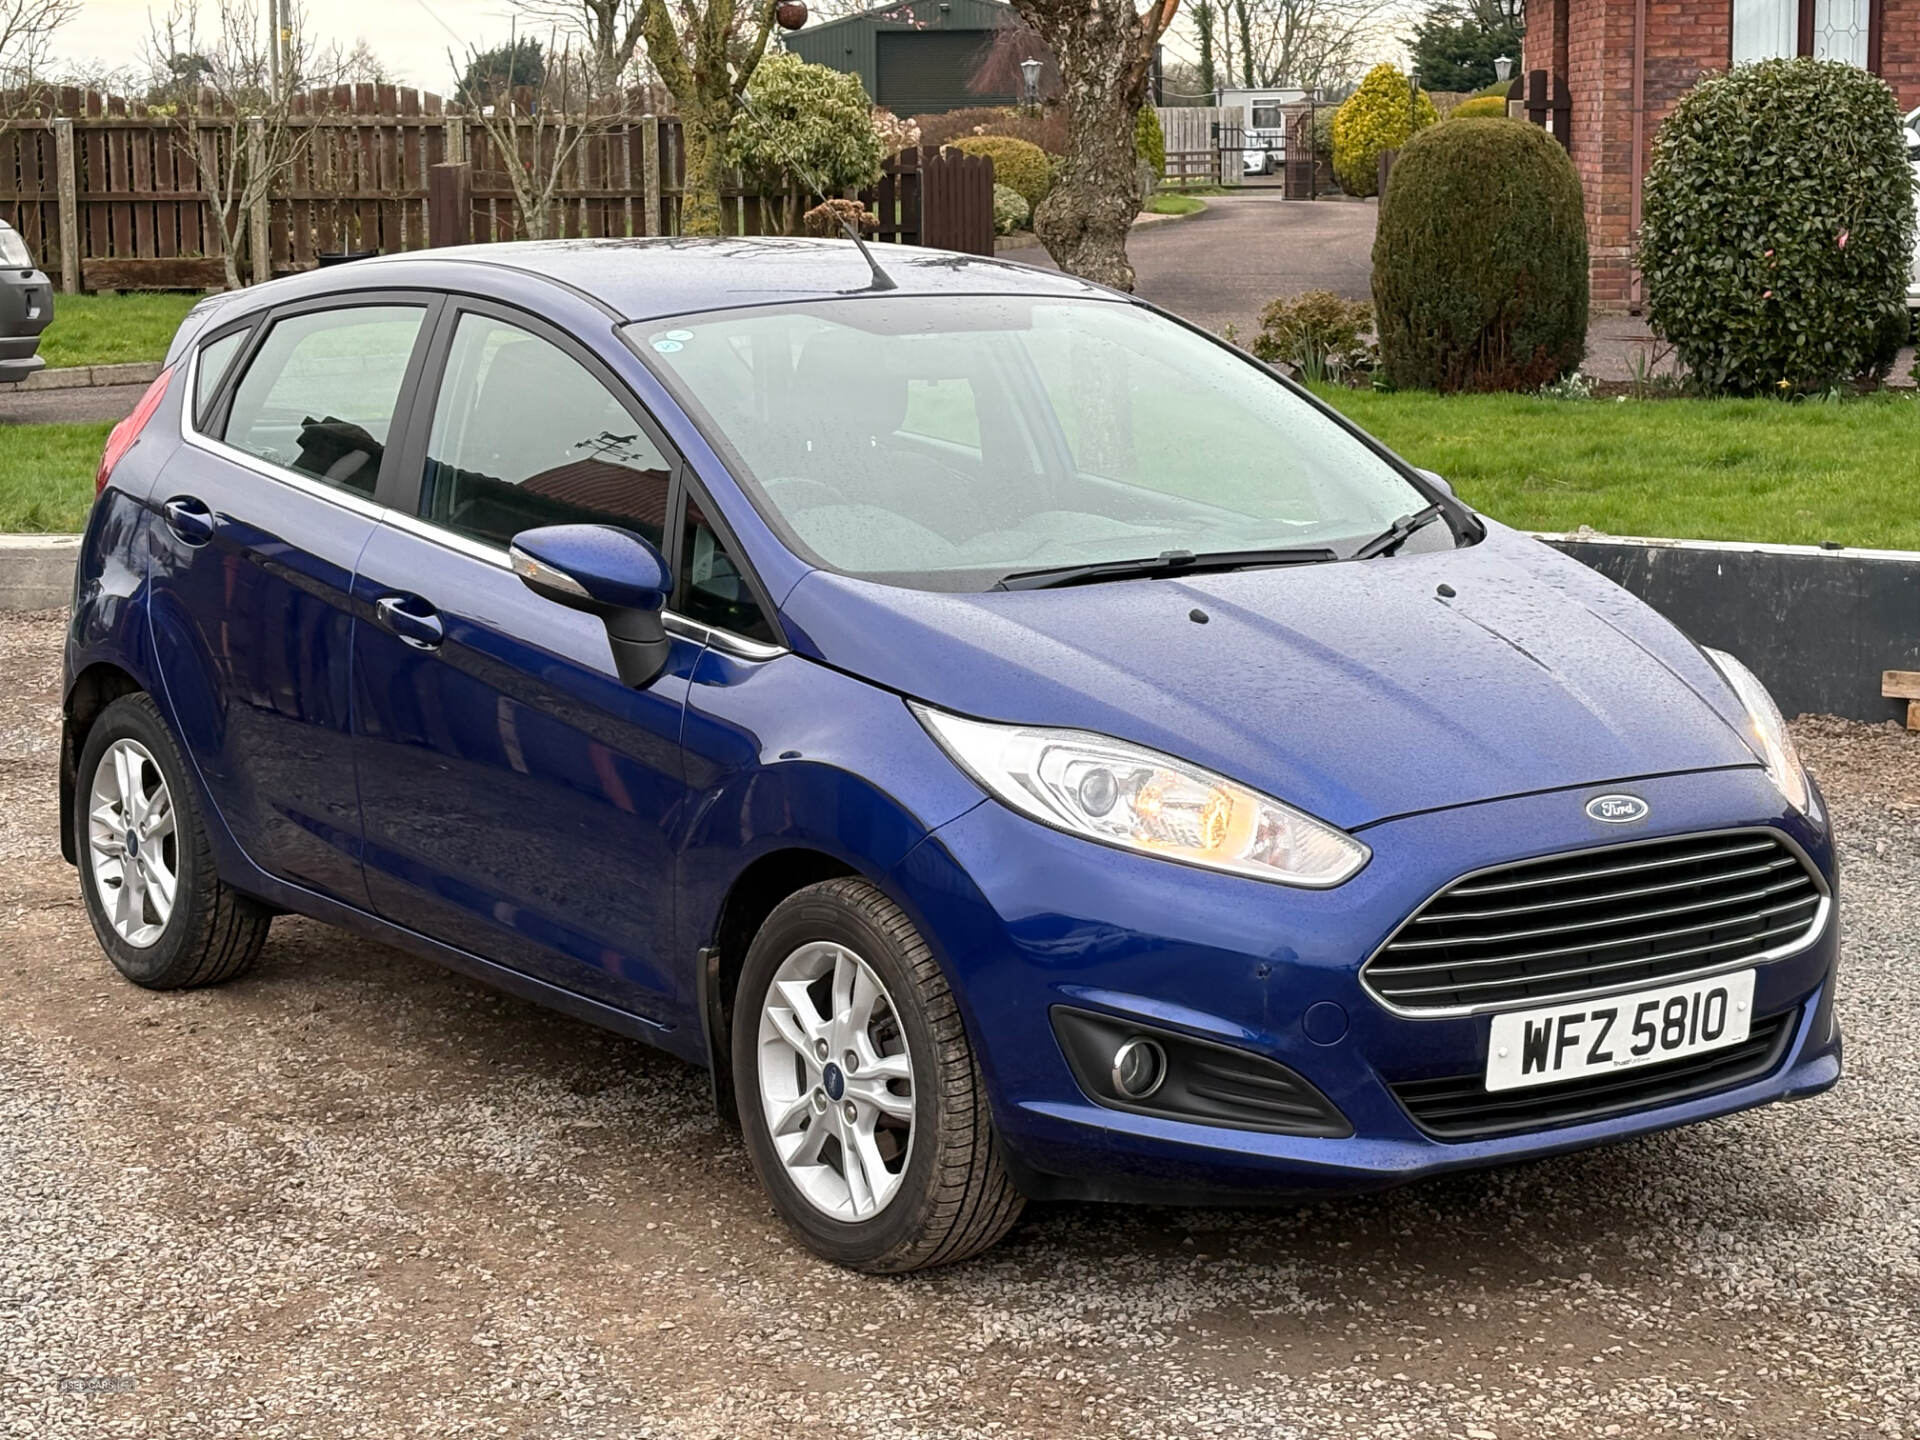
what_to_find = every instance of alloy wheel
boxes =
[87,737,178,948]
[756,940,916,1221]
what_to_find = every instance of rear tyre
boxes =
[733,877,1025,1273]
[74,693,271,990]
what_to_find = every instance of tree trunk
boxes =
[1034,85,1142,291]
[679,101,729,237]
[1193,0,1216,96]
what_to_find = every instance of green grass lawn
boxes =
[1141,194,1207,217]
[37,292,203,370]
[1315,387,1920,551]
[0,422,112,531]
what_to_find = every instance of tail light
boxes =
[95,366,174,497]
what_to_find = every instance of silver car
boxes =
[0,220,53,385]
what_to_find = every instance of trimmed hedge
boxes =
[947,135,1052,207]
[1639,57,1916,395]
[1372,117,1588,392]
[992,183,1030,234]
[913,106,1067,155]
[1332,64,1438,198]
[1449,94,1509,119]
[1136,106,1166,178]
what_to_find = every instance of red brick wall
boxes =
[1525,0,1920,311]
[1882,0,1920,110]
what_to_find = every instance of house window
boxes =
[1733,0,1881,69]
[1733,0,1797,63]
[1811,0,1872,67]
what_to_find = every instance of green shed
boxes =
[782,0,1018,115]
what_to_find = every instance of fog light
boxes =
[1110,1036,1167,1100]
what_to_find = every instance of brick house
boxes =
[1522,0,1920,308]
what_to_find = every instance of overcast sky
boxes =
[54,0,1410,95]
[58,0,527,92]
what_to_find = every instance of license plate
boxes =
[1485,970,1755,1092]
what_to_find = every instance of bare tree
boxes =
[1244,0,1396,90]
[0,0,78,132]
[515,0,646,90]
[635,0,782,236]
[147,0,346,290]
[454,30,627,241]
[1190,0,1392,91]
[340,37,394,85]
[1008,0,1181,290]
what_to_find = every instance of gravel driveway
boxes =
[2,607,1915,1439]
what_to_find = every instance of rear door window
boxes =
[221,305,426,497]
[419,312,672,552]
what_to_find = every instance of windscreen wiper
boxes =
[1350,503,1447,562]
[992,546,1338,592]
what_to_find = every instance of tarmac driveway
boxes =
[1022,191,1378,339]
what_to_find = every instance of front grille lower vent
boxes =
[1393,1009,1796,1139]
[1364,830,1824,1015]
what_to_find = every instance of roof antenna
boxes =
[736,91,897,292]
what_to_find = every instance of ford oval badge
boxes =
[1586,793,1649,824]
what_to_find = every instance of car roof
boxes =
[341,236,1109,322]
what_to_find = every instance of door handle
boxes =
[161,495,216,545]
[374,594,445,650]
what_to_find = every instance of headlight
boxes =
[913,705,1370,887]
[1703,648,1810,813]
[0,227,33,268]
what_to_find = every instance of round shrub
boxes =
[1639,57,1916,395]
[1332,64,1438,198]
[1135,106,1166,178]
[1449,94,1509,119]
[947,135,1052,207]
[729,53,884,196]
[1372,117,1588,392]
[992,182,1030,235]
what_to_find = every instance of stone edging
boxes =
[0,534,79,612]
[16,361,164,391]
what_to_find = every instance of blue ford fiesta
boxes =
[62,239,1841,1272]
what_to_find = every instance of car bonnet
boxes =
[775,522,1764,832]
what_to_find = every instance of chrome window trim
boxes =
[180,339,788,662]
[1358,826,1832,1020]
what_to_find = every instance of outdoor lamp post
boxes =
[1494,54,1514,83]
[1020,57,1042,114]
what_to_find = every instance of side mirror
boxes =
[1415,467,1454,499]
[510,524,673,688]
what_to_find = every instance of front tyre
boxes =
[733,877,1024,1273]
[75,693,271,990]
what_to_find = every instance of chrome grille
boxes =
[1363,830,1825,1016]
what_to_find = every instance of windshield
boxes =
[633,295,1446,591]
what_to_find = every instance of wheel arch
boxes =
[60,662,145,865]
[697,845,861,1123]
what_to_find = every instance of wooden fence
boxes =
[1153,106,1245,187]
[0,86,995,293]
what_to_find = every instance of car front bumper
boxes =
[889,765,1841,1204]
[0,265,53,383]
